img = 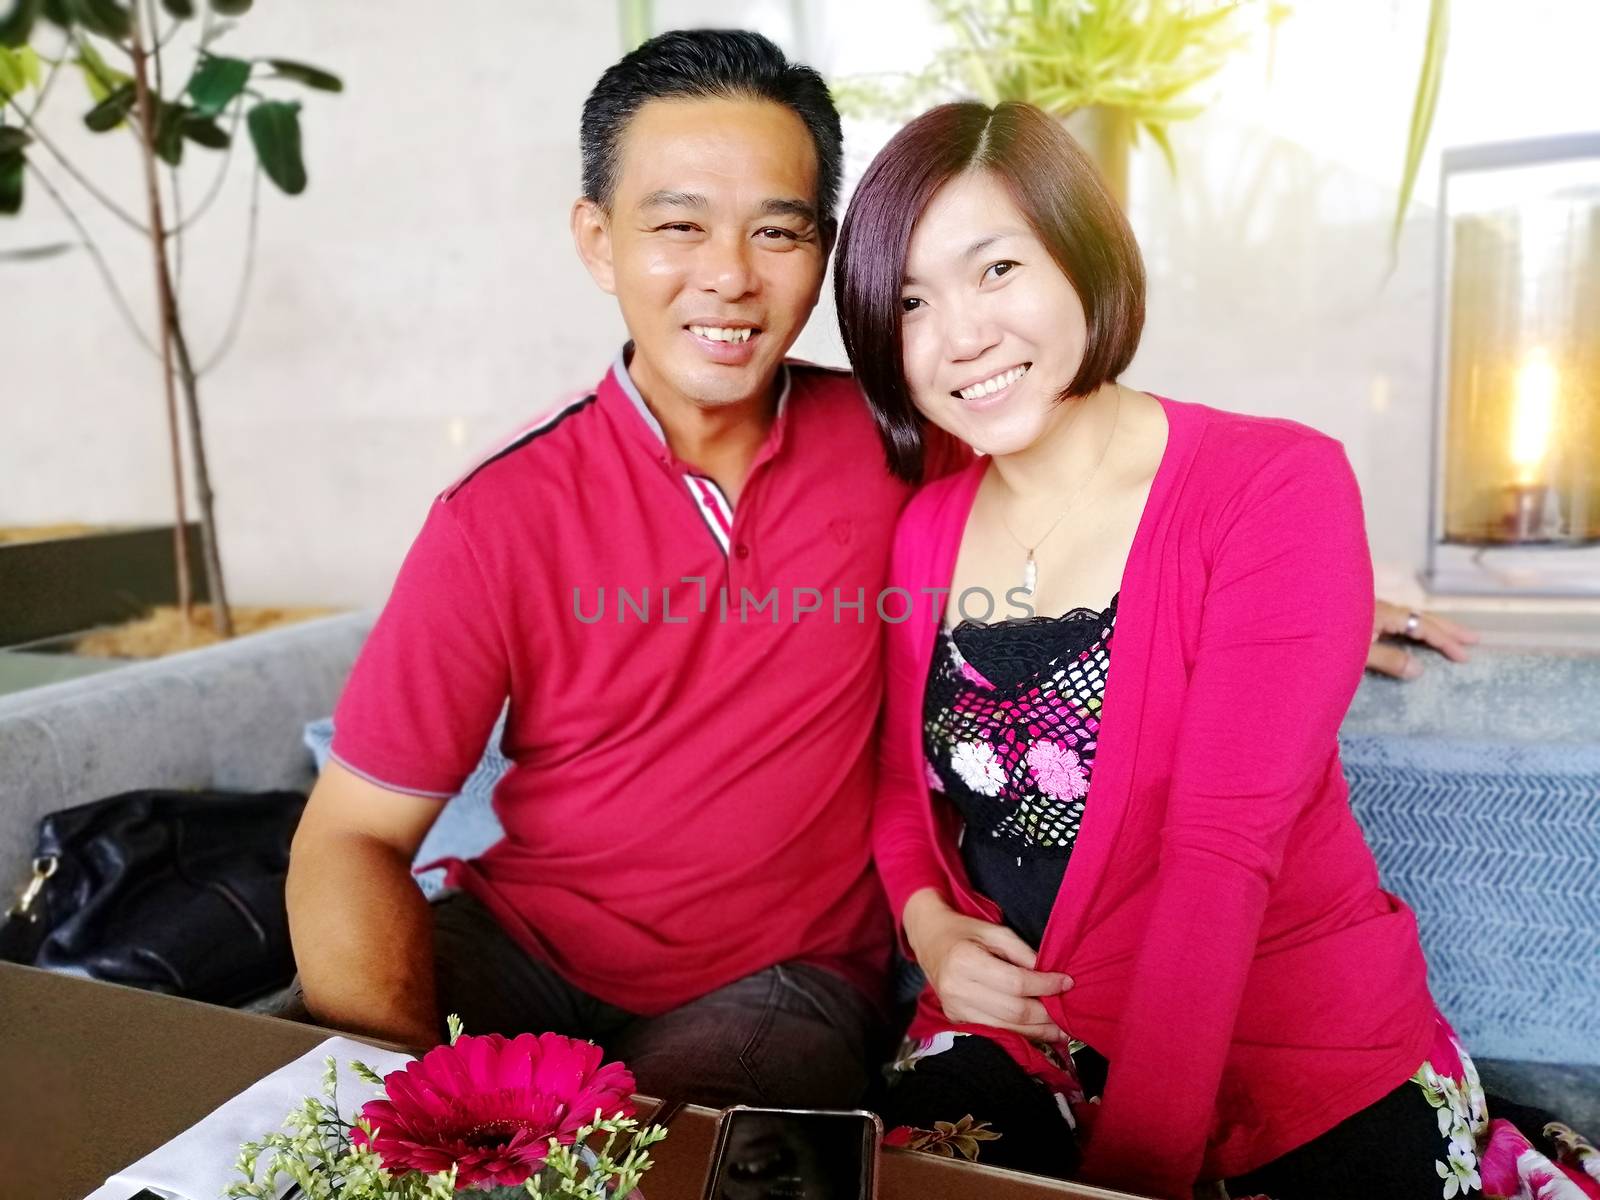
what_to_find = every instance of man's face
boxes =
[575,96,829,413]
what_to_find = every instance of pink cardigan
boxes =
[875,397,1438,1196]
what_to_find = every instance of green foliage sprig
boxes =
[832,0,1248,174]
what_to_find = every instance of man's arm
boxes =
[287,760,444,1048]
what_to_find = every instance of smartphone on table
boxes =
[701,1106,882,1200]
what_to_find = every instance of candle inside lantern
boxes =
[1501,346,1565,541]
[1509,346,1557,487]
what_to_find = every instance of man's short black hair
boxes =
[581,29,843,224]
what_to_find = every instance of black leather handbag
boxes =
[0,788,306,1006]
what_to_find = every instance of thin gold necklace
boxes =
[996,387,1123,597]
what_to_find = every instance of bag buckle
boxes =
[8,856,58,919]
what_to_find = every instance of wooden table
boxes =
[0,963,1138,1200]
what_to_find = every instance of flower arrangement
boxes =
[228,1016,667,1200]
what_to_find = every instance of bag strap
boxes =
[5,856,58,921]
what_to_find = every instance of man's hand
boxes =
[902,888,1072,1042]
[1368,600,1479,680]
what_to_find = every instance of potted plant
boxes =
[832,0,1448,243]
[0,0,341,650]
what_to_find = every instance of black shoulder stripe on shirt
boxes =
[443,393,597,501]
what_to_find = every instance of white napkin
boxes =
[84,1035,416,1200]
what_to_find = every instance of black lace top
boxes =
[922,594,1117,947]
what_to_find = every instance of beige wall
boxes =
[3,1,1597,607]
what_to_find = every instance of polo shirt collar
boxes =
[604,343,791,455]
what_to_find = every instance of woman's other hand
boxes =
[902,888,1072,1042]
[1367,600,1479,680]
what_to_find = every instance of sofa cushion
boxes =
[0,613,373,895]
[1342,732,1600,1066]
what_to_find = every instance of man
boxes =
[287,29,953,1108]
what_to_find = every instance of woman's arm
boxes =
[873,502,1071,1039]
[871,525,953,929]
[1078,435,1375,1198]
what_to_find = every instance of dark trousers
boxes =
[877,1033,1466,1199]
[432,890,880,1110]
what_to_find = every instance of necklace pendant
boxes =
[1021,551,1037,597]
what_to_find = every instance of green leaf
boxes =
[0,125,30,151]
[1391,0,1449,257]
[76,35,129,102]
[209,0,250,13]
[154,99,183,163]
[1143,119,1177,176]
[180,110,228,147]
[247,97,304,193]
[186,52,248,115]
[0,0,42,48]
[263,57,342,93]
[0,45,26,96]
[0,148,23,214]
[0,44,35,97]
[159,0,194,16]
[67,0,132,40]
[82,78,133,130]
[0,240,75,258]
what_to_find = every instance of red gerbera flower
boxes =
[355,1032,636,1189]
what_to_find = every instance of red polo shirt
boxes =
[331,350,932,1015]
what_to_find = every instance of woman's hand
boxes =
[1367,600,1479,680]
[902,887,1072,1042]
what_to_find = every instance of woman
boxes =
[834,102,1598,1200]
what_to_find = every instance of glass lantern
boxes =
[1424,133,1600,596]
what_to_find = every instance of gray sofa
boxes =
[1,613,1595,1130]
[0,612,373,895]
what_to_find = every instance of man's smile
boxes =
[684,319,764,364]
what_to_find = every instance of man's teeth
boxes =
[689,325,754,343]
[958,364,1028,401]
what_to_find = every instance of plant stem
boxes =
[142,0,184,290]
[1,95,150,234]
[197,159,259,375]
[22,30,73,123]
[128,2,196,622]
[169,251,233,633]
[167,92,245,238]
[1066,105,1131,211]
[24,161,162,357]
[134,3,232,635]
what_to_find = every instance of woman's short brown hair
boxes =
[834,101,1145,482]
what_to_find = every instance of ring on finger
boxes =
[1404,610,1422,638]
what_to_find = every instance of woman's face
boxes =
[899,170,1089,457]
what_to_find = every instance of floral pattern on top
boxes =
[922,596,1116,856]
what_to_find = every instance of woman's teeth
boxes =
[689,325,754,343]
[956,364,1029,401]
